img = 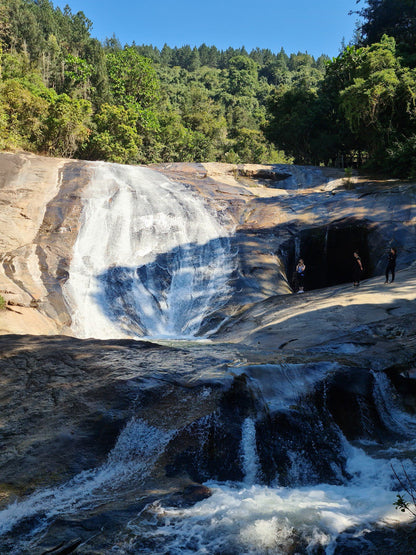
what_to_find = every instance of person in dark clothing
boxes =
[352,251,363,287]
[385,247,397,283]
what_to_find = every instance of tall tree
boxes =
[339,36,402,155]
[355,0,416,64]
[227,55,259,96]
[43,92,92,157]
[266,86,318,164]
[85,103,141,163]
[106,47,159,109]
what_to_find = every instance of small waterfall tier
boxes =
[63,163,235,339]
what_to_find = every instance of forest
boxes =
[0,0,416,176]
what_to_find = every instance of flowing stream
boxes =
[63,162,235,339]
[1,362,415,554]
[119,369,416,555]
[1,164,415,553]
[0,419,173,538]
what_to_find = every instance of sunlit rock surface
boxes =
[1,152,415,338]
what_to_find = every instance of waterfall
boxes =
[0,419,173,538]
[372,370,416,438]
[3,368,416,553]
[240,417,260,485]
[63,163,235,339]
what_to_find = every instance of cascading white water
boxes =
[2,364,416,553]
[0,418,173,544]
[372,370,416,437]
[128,442,413,555]
[63,162,235,339]
[241,417,260,485]
[120,367,416,554]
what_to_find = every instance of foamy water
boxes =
[2,372,416,554]
[113,371,416,554]
[123,442,413,554]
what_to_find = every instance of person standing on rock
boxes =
[385,247,397,283]
[295,258,306,293]
[352,251,363,287]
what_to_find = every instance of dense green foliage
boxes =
[1,0,416,175]
[0,0,312,164]
[266,0,416,175]
[354,0,416,64]
[267,33,416,174]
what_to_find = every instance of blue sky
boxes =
[53,0,361,59]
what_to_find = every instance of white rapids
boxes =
[1,364,416,553]
[63,162,235,340]
[0,419,173,545]
[124,427,415,555]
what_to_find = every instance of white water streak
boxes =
[372,370,416,437]
[63,162,234,339]
[0,419,172,537]
[241,417,260,485]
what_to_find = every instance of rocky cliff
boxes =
[1,152,415,338]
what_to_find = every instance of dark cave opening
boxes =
[283,223,375,292]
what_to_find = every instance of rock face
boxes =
[152,162,416,286]
[0,153,91,334]
[1,280,416,552]
[1,153,416,553]
[1,153,415,337]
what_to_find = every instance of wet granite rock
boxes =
[1,153,416,338]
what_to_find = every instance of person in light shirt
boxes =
[295,258,306,293]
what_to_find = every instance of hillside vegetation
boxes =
[1,0,416,175]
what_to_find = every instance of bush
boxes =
[392,462,416,517]
[384,135,416,179]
